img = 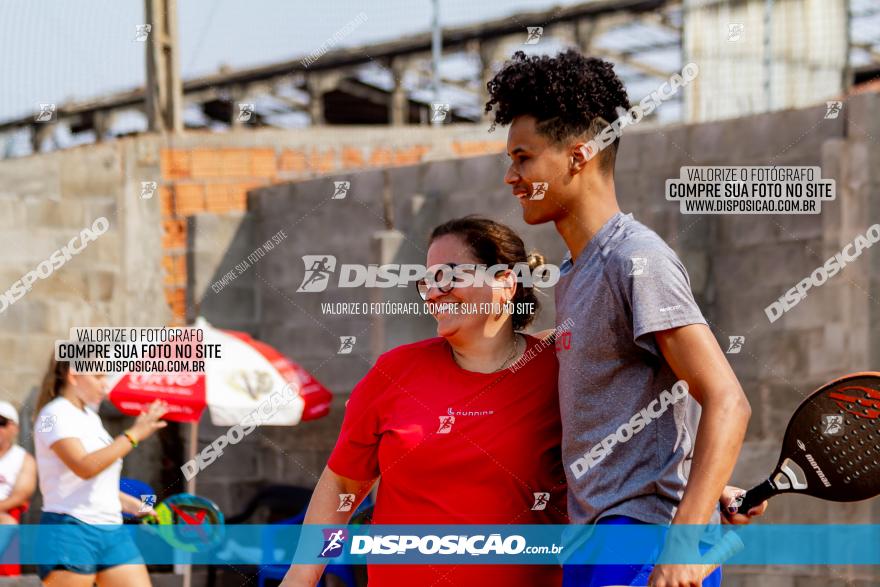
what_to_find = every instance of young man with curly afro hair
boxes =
[486,49,765,587]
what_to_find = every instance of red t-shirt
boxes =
[0,504,27,576]
[328,334,567,586]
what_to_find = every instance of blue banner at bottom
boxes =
[2,524,880,566]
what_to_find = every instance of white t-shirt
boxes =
[35,397,123,524]
[0,445,26,500]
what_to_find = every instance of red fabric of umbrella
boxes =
[107,319,332,425]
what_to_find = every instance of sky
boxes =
[0,0,601,122]
[4,0,871,138]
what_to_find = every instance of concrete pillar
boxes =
[574,18,601,54]
[306,72,342,126]
[145,0,183,133]
[389,57,408,126]
[307,76,324,125]
[30,122,54,153]
[93,111,111,141]
[229,86,245,128]
[478,38,505,120]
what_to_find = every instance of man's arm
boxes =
[647,323,753,586]
[655,323,751,525]
[0,454,36,513]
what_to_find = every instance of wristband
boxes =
[123,430,139,448]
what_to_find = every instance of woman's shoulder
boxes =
[38,397,95,425]
[38,396,69,417]
[351,338,446,397]
[1,444,27,462]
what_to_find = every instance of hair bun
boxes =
[527,251,545,271]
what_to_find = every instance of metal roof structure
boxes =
[2,0,878,158]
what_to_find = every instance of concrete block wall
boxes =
[187,212,256,330]
[0,140,170,406]
[0,143,120,405]
[0,138,174,521]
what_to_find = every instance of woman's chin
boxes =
[435,316,461,339]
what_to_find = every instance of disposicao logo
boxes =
[319,528,348,558]
[296,256,559,293]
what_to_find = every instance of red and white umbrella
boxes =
[105,318,333,587]
[106,314,333,522]
[107,317,332,427]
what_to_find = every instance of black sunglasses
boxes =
[0,417,10,427]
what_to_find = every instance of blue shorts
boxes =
[37,511,144,579]
[562,516,723,587]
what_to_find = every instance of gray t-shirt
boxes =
[555,212,711,525]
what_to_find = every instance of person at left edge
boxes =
[0,401,37,576]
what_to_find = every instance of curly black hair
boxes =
[485,49,630,173]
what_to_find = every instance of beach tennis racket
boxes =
[612,372,880,585]
[141,493,225,552]
[737,372,880,513]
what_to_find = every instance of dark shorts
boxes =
[562,516,723,587]
[37,511,144,580]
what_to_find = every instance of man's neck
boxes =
[554,192,620,264]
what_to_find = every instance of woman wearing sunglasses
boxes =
[282,216,567,587]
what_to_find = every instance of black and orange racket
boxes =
[614,372,880,585]
[737,372,880,512]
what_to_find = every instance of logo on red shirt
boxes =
[447,407,494,417]
[437,416,455,434]
[531,492,550,510]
